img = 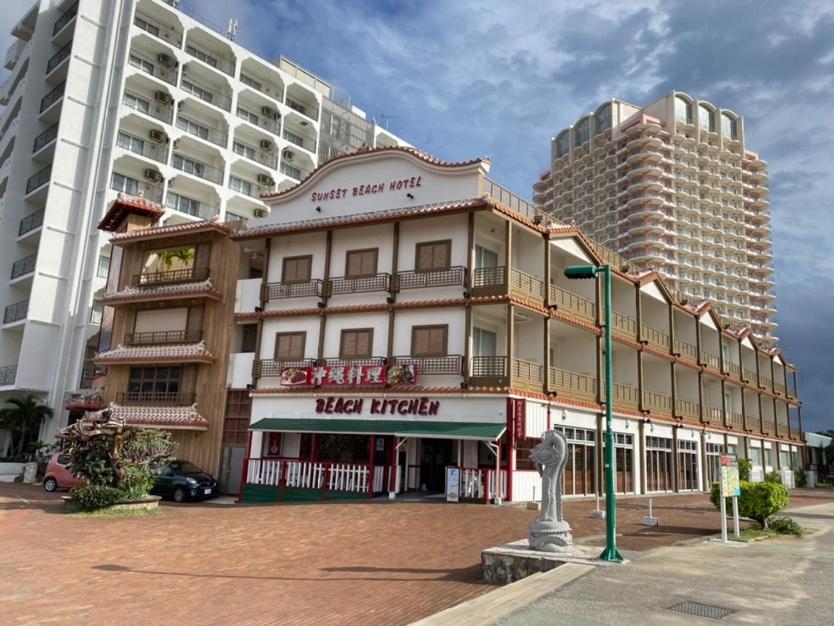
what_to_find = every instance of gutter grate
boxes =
[667,601,734,619]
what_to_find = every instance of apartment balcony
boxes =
[124,329,203,346]
[133,11,182,47]
[727,411,744,429]
[0,364,16,386]
[759,375,772,391]
[282,129,316,153]
[603,382,640,410]
[471,266,545,303]
[279,162,311,181]
[233,141,278,169]
[46,41,72,77]
[18,209,45,237]
[180,77,232,112]
[700,350,720,370]
[640,323,670,349]
[117,391,196,406]
[253,358,318,378]
[774,381,785,395]
[128,49,177,85]
[175,114,228,148]
[761,420,776,436]
[611,311,638,337]
[326,273,392,296]
[110,178,163,203]
[32,122,59,154]
[25,166,51,195]
[185,41,235,77]
[469,355,507,383]
[391,355,464,376]
[122,89,173,124]
[642,389,672,413]
[741,367,757,383]
[703,405,723,423]
[11,253,37,280]
[236,104,281,135]
[285,97,319,122]
[675,398,700,421]
[118,132,167,164]
[52,1,78,38]
[512,358,545,391]
[3,300,28,325]
[395,267,466,291]
[723,361,741,378]
[549,285,595,322]
[547,367,597,402]
[320,357,387,368]
[170,153,224,184]
[131,266,210,288]
[262,279,325,300]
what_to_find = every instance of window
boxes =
[134,16,159,37]
[172,153,205,177]
[241,324,257,352]
[411,325,448,357]
[223,390,252,445]
[646,436,673,492]
[111,172,138,195]
[233,141,255,160]
[229,176,253,196]
[186,44,218,68]
[274,332,305,360]
[128,53,154,75]
[281,255,312,283]
[475,245,498,269]
[236,106,258,125]
[415,240,451,272]
[345,248,378,278]
[117,132,145,155]
[240,73,261,91]
[340,329,373,358]
[472,327,497,357]
[677,439,699,491]
[555,131,570,158]
[128,366,182,394]
[123,92,150,114]
[574,118,590,146]
[166,191,201,216]
[181,79,213,104]
[176,116,210,140]
[90,300,103,325]
[675,96,692,124]
[722,113,738,140]
[97,255,110,278]
[284,130,304,146]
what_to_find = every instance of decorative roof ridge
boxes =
[110,216,232,244]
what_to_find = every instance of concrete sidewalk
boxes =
[492,500,834,625]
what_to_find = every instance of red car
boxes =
[43,453,85,492]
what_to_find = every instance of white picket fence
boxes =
[247,459,387,494]
[456,467,508,501]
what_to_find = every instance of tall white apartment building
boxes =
[0,0,406,445]
[533,92,775,342]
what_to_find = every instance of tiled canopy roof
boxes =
[94,340,215,365]
[91,403,208,430]
[102,279,221,304]
[109,217,233,245]
[98,194,165,232]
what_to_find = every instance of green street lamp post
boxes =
[565,264,624,563]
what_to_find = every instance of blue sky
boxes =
[2,0,831,431]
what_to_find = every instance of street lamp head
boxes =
[564,265,599,280]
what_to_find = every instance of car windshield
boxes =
[171,461,203,475]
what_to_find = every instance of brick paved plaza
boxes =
[2,483,831,625]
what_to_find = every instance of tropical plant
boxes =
[711,480,790,529]
[157,248,195,269]
[0,395,53,458]
[792,466,807,488]
[737,458,752,481]
[768,516,802,536]
[764,470,781,484]
[71,484,122,512]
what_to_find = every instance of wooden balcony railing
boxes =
[673,338,698,360]
[727,411,744,428]
[761,419,776,435]
[640,323,670,349]
[117,391,196,405]
[744,415,759,431]
[512,358,544,385]
[547,367,597,401]
[472,266,505,288]
[132,266,209,288]
[642,389,672,413]
[470,355,507,378]
[262,279,324,300]
[759,375,772,390]
[742,367,757,383]
[601,381,640,408]
[124,329,203,345]
[509,269,545,301]
[612,311,638,337]
[395,267,466,290]
[704,405,723,423]
[774,381,785,395]
[675,398,700,420]
[549,285,596,321]
[253,358,318,378]
[326,273,392,296]
[391,355,463,375]
[700,350,720,370]
[724,361,741,378]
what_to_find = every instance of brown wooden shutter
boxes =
[341,329,372,357]
[275,332,305,359]
[413,328,429,355]
[416,241,451,271]
[283,256,312,283]
[346,249,377,277]
[416,244,434,271]
[412,325,448,356]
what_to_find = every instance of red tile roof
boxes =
[98,194,165,232]
[109,217,233,245]
[94,340,215,365]
[91,403,208,430]
[103,279,221,305]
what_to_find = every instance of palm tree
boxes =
[0,395,53,458]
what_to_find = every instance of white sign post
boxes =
[719,455,741,543]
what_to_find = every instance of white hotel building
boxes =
[90,146,803,499]
[0,0,405,448]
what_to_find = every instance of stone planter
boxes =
[62,495,162,513]
[0,462,25,482]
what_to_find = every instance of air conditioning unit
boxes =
[260,139,274,151]
[154,91,173,105]
[257,174,273,186]
[157,53,175,67]
[149,129,167,143]
[283,150,295,161]
[253,208,266,218]
[144,169,162,182]
[261,106,275,118]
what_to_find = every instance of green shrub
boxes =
[71,484,122,511]
[118,464,154,501]
[764,470,781,484]
[793,467,807,488]
[768,516,802,536]
[738,458,752,482]
[710,480,790,528]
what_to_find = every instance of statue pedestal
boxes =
[481,540,605,584]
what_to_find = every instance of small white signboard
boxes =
[446,466,460,502]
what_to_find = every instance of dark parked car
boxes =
[152,460,218,503]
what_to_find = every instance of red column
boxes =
[368,435,377,498]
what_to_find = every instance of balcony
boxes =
[131,266,209,288]
[279,162,310,181]
[123,90,173,124]
[233,141,278,169]
[742,367,757,383]
[11,253,37,279]
[170,153,224,184]
[117,391,196,406]
[703,405,723,423]
[0,364,16,386]
[53,1,78,37]
[700,350,720,370]
[46,41,72,75]
[26,166,51,194]
[3,300,28,324]
[395,267,466,291]
[282,129,316,153]
[253,358,318,378]
[602,381,640,409]
[117,132,167,163]
[391,355,464,376]
[640,323,670,349]
[612,311,638,337]
[180,78,232,112]
[326,273,392,296]
[774,381,785,395]
[470,355,507,380]
[18,209,45,236]
[185,42,235,76]
[512,358,544,390]
[262,279,325,300]
[759,375,772,391]
[642,389,672,413]
[727,411,744,429]
[236,104,281,135]
[128,49,176,85]
[175,115,228,148]
[124,329,203,345]
[510,268,545,303]
[547,367,597,402]
[33,122,59,153]
[761,419,776,435]
[320,357,387,368]
[675,398,700,420]
[285,97,319,122]
[723,361,741,378]
[549,285,595,322]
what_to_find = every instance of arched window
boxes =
[675,96,692,124]
[698,104,715,132]
[594,103,612,133]
[721,113,737,139]
[555,131,570,158]
[574,118,590,146]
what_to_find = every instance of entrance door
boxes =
[420,439,453,493]
[219,446,245,494]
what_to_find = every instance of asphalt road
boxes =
[497,498,834,625]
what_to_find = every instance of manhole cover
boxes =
[667,601,735,619]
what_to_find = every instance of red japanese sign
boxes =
[279,364,419,387]
[508,398,526,441]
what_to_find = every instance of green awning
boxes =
[249,418,506,441]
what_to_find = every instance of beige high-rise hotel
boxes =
[533,92,775,341]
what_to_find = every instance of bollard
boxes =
[642,496,659,526]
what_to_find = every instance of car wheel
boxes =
[43,477,58,492]
[173,487,187,503]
